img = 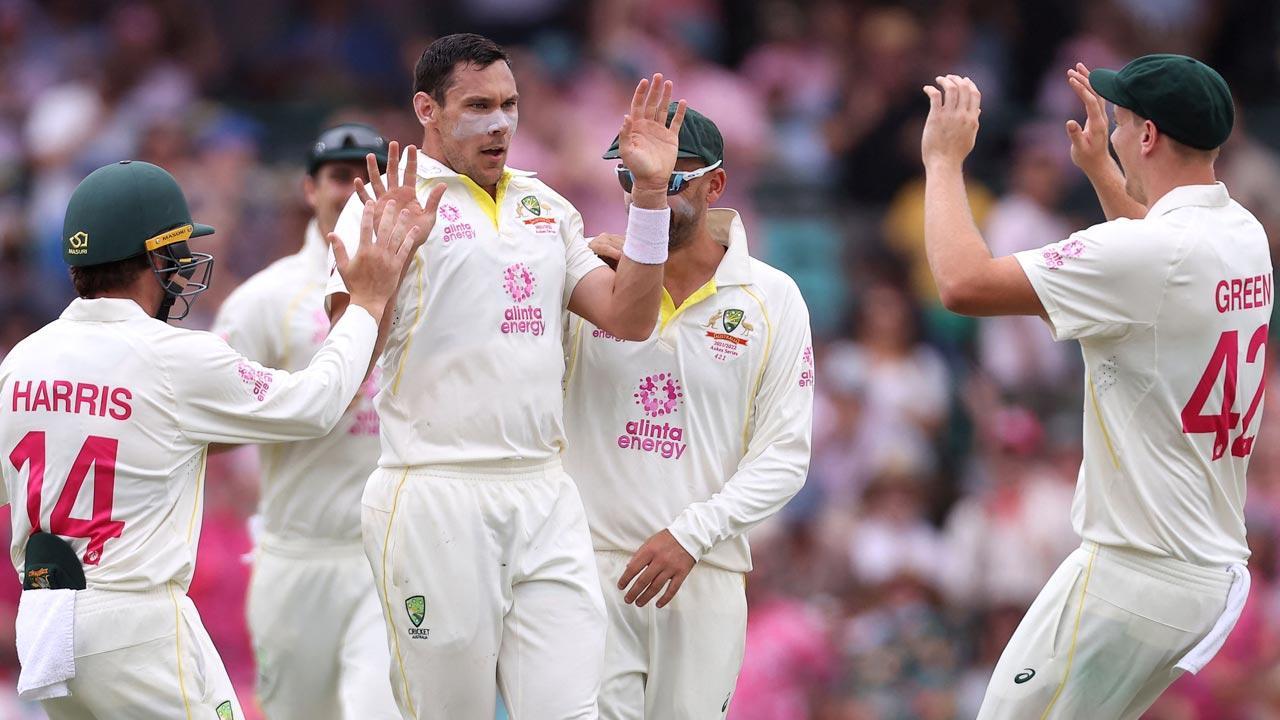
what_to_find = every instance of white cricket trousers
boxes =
[41,584,243,720]
[247,534,399,720]
[978,541,1247,719]
[593,551,747,720]
[361,459,607,720]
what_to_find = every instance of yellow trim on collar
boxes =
[144,224,193,252]
[659,278,718,332]
[456,170,513,229]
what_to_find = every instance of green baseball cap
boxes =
[307,122,388,175]
[1089,53,1234,151]
[62,161,214,267]
[603,103,724,167]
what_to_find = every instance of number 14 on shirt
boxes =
[1181,324,1268,460]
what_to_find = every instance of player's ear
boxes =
[302,174,319,211]
[706,168,728,205]
[414,91,436,128]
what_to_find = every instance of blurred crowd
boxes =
[1,0,1280,718]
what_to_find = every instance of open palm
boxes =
[617,73,687,190]
[354,141,446,245]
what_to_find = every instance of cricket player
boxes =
[919,55,1269,718]
[324,34,685,718]
[213,124,398,720]
[0,159,424,719]
[562,106,814,719]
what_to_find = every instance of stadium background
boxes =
[0,0,1279,718]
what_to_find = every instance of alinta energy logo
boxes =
[617,372,688,460]
[500,263,544,336]
[799,345,816,388]
[438,201,474,243]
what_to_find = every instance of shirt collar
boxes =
[413,148,536,181]
[1145,182,1231,218]
[59,297,152,322]
[708,208,753,287]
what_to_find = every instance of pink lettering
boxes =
[51,381,73,413]
[108,388,132,421]
[1215,273,1274,313]
[74,383,98,416]
[12,380,31,412]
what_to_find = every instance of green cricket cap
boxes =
[603,103,724,167]
[307,122,388,175]
[62,161,214,267]
[1089,53,1234,151]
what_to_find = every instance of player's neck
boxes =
[94,275,161,317]
[421,138,499,197]
[1141,163,1218,209]
[664,226,724,305]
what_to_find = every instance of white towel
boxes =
[15,588,76,700]
[1176,563,1250,674]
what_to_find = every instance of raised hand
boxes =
[1065,63,1115,176]
[328,199,422,319]
[617,73,687,195]
[354,141,447,243]
[921,74,982,169]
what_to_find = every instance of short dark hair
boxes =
[69,253,150,298]
[413,33,511,104]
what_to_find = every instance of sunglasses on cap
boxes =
[615,160,722,195]
[312,125,386,155]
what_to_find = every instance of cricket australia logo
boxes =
[501,263,545,336]
[517,194,558,235]
[704,307,753,363]
[618,372,687,460]
[215,700,235,720]
[405,595,429,639]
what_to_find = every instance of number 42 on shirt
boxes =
[1182,324,1267,460]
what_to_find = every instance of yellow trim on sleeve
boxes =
[168,584,194,720]
[391,257,427,395]
[564,316,586,391]
[381,469,416,717]
[660,279,718,332]
[279,281,321,369]
[1088,378,1121,470]
[1040,546,1098,719]
[185,447,207,543]
[740,287,773,447]
[457,170,512,229]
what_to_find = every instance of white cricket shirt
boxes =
[214,220,380,543]
[562,209,814,572]
[1015,183,1272,567]
[0,298,377,591]
[326,151,605,467]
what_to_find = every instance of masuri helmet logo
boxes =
[67,231,89,254]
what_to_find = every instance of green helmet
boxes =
[62,160,216,321]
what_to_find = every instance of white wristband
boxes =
[622,204,671,265]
